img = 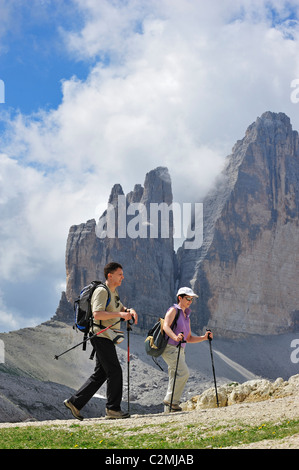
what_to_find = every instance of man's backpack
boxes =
[144,307,180,360]
[74,280,110,350]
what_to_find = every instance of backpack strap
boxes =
[89,284,112,360]
[90,284,111,326]
[171,306,180,330]
[151,307,180,370]
[95,283,111,307]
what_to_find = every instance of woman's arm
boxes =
[163,307,184,343]
[186,328,212,343]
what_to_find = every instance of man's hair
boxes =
[104,262,123,279]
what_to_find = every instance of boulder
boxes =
[182,374,299,410]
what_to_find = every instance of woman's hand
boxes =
[175,332,184,342]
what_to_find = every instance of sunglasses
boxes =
[185,297,193,302]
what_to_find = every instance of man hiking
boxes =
[64,262,138,420]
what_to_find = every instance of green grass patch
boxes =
[0,419,298,449]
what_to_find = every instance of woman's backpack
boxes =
[144,308,180,358]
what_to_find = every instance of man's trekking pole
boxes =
[169,333,186,412]
[126,318,134,415]
[53,319,123,360]
[206,328,219,407]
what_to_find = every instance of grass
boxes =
[0,419,298,449]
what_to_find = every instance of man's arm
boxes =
[93,310,133,321]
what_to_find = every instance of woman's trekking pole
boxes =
[126,318,134,414]
[169,333,186,412]
[53,319,123,360]
[206,328,219,407]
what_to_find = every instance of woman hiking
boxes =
[162,286,213,411]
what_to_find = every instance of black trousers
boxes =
[69,336,123,411]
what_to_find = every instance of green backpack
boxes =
[144,308,180,360]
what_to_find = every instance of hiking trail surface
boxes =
[0,375,298,449]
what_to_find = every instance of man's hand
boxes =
[122,308,138,324]
[127,308,138,324]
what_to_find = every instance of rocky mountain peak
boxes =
[108,183,124,205]
[55,166,176,331]
[142,166,172,204]
[179,111,299,336]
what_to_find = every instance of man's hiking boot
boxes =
[163,401,182,413]
[105,408,130,419]
[64,399,84,421]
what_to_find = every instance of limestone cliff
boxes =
[178,112,299,336]
[58,167,176,331]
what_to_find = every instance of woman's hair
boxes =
[177,294,186,303]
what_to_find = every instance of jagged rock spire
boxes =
[179,111,299,336]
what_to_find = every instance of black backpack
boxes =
[74,280,111,350]
[144,307,180,367]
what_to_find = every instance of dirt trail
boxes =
[0,391,298,449]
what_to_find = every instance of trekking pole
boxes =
[126,317,134,414]
[169,333,186,412]
[206,328,219,407]
[53,319,124,360]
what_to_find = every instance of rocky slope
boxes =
[182,374,299,410]
[0,319,298,423]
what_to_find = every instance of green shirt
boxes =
[91,285,124,338]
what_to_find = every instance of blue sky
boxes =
[0,2,88,114]
[1,0,299,332]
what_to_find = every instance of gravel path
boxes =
[0,391,298,449]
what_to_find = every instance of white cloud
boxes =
[5,1,299,191]
[0,287,43,333]
[0,308,19,332]
[1,0,299,330]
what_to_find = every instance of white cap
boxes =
[176,287,198,298]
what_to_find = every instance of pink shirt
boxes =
[167,304,191,349]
